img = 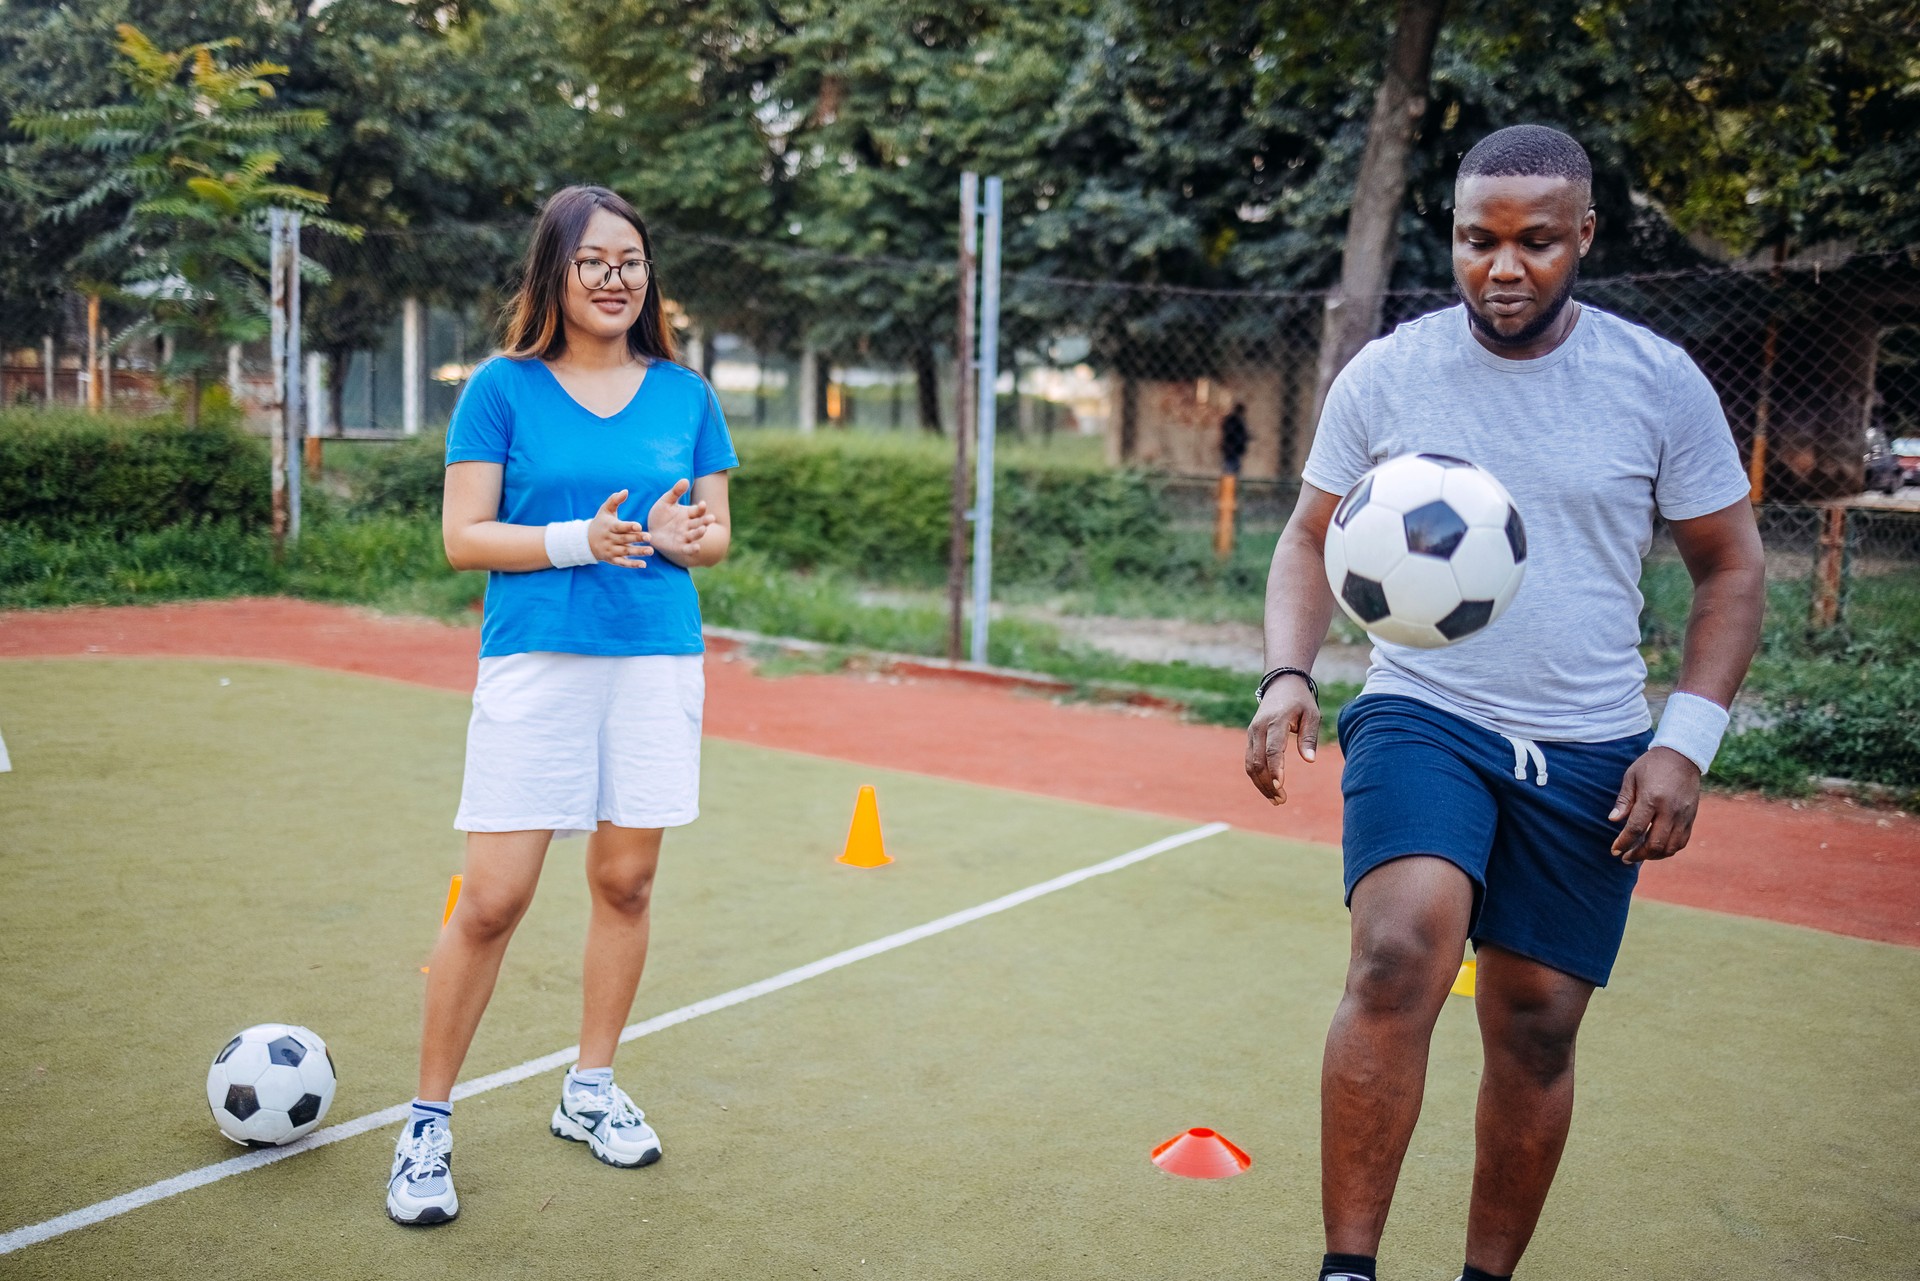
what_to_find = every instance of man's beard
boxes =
[1459,263,1579,349]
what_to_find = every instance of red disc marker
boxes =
[1151,1127,1252,1179]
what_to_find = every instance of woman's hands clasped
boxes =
[585,481,715,569]
[590,489,653,567]
[645,479,717,566]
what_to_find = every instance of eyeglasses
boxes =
[574,257,652,291]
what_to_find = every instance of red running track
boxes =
[4,598,1915,948]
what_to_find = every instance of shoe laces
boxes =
[601,1084,646,1131]
[399,1120,451,1180]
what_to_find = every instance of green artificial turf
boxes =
[0,659,1916,1279]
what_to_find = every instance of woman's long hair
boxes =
[500,186,678,364]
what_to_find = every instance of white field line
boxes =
[0,821,1229,1256]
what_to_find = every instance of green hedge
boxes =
[345,432,448,517]
[0,408,269,538]
[1717,659,1920,799]
[725,434,1180,586]
[347,429,1197,589]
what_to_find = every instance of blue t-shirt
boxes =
[445,356,739,659]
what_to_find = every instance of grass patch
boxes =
[699,553,1357,732]
[0,515,483,620]
[1641,554,1920,794]
[4,399,1913,788]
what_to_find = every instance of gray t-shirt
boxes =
[1303,304,1750,742]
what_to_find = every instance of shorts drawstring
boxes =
[1504,734,1549,786]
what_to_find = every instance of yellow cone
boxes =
[1450,957,1476,998]
[836,785,893,868]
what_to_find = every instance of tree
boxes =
[3,0,583,421]
[1311,0,1446,412]
[279,0,583,425]
[17,24,347,423]
[571,0,1083,430]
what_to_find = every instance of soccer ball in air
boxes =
[1323,454,1527,649]
[205,1024,336,1146]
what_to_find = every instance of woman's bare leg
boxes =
[417,829,551,1100]
[576,823,664,1071]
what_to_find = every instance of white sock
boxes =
[409,1099,451,1129]
[567,1066,613,1093]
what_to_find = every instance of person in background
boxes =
[1221,401,1250,475]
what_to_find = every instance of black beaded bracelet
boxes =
[1255,666,1318,703]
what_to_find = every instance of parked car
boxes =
[1866,427,1902,494]
[1892,435,1920,488]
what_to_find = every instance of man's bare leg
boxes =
[1463,943,1594,1276]
[1323,855,1475,1258]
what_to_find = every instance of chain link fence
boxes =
[304,227,1920,635]
[14,219,1914,633]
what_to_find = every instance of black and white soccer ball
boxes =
[1324,453,1528,649]
[206,1024,336,1146]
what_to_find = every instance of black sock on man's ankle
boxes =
[1461,1265,1511,1281]
[1319,1253,1377,1280]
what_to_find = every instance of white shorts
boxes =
[455,652,704,838]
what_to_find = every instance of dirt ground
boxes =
[3,596,1915,948]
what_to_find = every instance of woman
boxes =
[386,186,736,1227]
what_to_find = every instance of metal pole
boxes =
[305,350,325,472]
[42,336,54,404]
[286,211,303,541]
[228,343,243,403]
[402,296,423,436]
[268,209,289,556]
[86,294,101,411]
[798,339,819,434]
[969,176,1003,666]
[947,172,978,661]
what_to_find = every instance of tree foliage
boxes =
[2,0,1915,373]
[15,24,348,420]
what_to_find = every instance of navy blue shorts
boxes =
[1336,694,1652,987]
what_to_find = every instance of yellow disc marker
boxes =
[1450,957,1476,998]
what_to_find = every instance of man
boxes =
[1221,401,1251,474]
[1245,125,1764,1281]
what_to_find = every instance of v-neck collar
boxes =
[535,357,651,421]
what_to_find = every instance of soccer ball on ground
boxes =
[1324,453,1527,649]
[206,1024,336,1146]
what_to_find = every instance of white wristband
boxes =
[1651,691,1730,776]
[543,519,596,568]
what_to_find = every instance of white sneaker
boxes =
[550,1077,662,1168]
[386,1117,457,1225]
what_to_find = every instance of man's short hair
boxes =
[1457,125,1591,188]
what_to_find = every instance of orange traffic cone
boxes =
[1151,1128,1252,1179]
[422,874,463,972]
[836,785,893,868]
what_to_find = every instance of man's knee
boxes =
[1485,986,1585,1086]
[1341,856,1474,1016]
[1495,996,1582,1081]
[1345,929,1454,1016]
